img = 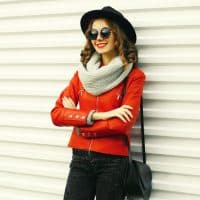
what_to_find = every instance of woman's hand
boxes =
[62,97,76,109]
[92,105,133,123]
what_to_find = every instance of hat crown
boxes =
[102,6,123,17]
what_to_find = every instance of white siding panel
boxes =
[0,171,64,194]
[0,0,199,199]
[0,187,62,200]
[0,156,68,178]
[0,126,71,145]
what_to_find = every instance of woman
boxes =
[51,6,146,200]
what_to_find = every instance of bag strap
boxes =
[140,96,146,164]
[123,78,146,164]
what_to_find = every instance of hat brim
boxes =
[80,9,136,43]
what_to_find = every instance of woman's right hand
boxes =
[92,105,133,123]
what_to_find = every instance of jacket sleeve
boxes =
[78,69,145,137]
[50,71,90,127]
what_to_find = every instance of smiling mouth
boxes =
[96,43,107,48]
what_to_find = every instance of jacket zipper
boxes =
[88,96,99,155]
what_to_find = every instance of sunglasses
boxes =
[87,27,112,40]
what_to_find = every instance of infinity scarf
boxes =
[78,52,133,96]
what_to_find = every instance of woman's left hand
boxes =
[62,97,76,109]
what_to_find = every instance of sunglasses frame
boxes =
[87,27,112,40]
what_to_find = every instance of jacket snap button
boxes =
[82,133,85,136]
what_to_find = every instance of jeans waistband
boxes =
[72,148,127,159]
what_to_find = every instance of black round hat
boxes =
[80,6,137,43]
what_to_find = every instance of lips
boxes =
[96,43,107,48]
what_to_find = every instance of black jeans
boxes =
[63,149,129,200]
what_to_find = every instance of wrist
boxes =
[93,111,112,120]
[92,111,105,120]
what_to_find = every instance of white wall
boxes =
[0,0,200,199]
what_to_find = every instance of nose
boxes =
[96,33,103,40]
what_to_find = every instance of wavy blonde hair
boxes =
[80,18,138,67]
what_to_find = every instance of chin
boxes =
[95,48,110,54]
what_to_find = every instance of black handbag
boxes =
[125,97,152,200]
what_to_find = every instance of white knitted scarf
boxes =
[77,52,133,96]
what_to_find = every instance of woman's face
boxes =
[90,18,116,55]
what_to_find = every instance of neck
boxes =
[101,50,118,65]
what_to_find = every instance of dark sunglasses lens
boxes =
[101,28,111,38]
[88,29,98,40]
[88,28,111,40]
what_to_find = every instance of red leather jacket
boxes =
[50,66,145,156]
